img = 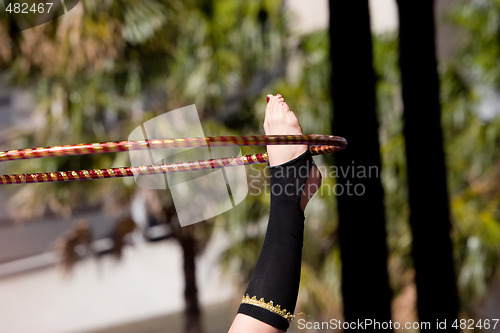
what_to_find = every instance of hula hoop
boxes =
[0,135,346,185]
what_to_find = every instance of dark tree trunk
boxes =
[396,0,459,329]
[329,1,392,331]
[164,201,204,333]
[178,228,203,333]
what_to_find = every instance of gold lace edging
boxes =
[241,294,298,321]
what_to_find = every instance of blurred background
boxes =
[0,0,499,332]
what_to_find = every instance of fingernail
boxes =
[276,94,282,98]
[267,96,270,103]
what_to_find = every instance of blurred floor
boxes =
[0,231,235,333]
[83,300,235,333]
[83,300,305,333]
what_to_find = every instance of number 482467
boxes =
[6,2,54,14]
[452,319,499,330]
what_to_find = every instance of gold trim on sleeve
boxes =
[241,294,297,321]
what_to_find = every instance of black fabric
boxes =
[237,150,314,331]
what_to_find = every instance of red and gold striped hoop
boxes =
[0,134,346,184]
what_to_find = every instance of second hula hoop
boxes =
[0,134,346,184]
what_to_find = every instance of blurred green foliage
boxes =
[222,0,500,321]
[0,0,288,218]
[370,0,500,314]
[444,0,500,308]
[0,0,499,325]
